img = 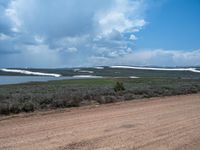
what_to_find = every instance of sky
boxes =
[0,0,200,68]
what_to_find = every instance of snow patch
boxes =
[110,66,200,73]
[1,69,61,77]
[93,67,104,69]
[78,70,94,74]
[74,69,94,73]
[129,76,140,79]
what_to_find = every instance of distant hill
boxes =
[1,66,200,78]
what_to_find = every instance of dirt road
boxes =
[0,94,200,150]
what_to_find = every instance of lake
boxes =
[0,76,70,85]
[0,75,103,85]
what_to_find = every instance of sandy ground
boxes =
[0,94,200,150]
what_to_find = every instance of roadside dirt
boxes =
[0,94,200,150]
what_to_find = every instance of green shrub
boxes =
[68,96,82,107]
[39,98,53,105]
[22,102,35,112]
[10,103,21,114]
[0,103,10,115]
[51,99,67,108]
[114,82,125,92]
[104,96,118,103]
[0,95,7,101]
[124,94,135,100]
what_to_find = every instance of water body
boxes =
[0,76,70,85]
[0,75,104,85]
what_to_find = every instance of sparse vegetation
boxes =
[0,77,200,115]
